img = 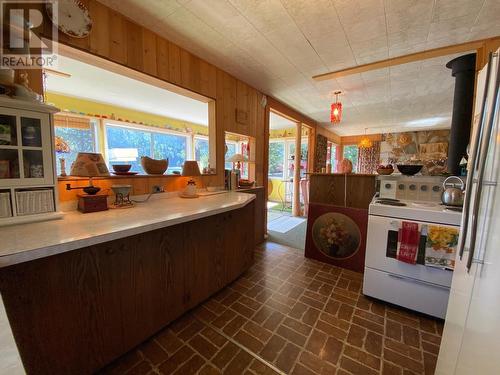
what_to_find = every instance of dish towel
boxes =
[397,221,420,264]
[425,225,459,270]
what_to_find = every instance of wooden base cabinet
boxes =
[0,202,254,375]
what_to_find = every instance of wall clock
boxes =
[46,0,92,38]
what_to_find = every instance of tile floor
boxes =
[99,242,443,375]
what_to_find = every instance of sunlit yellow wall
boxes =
[46,92,210,136]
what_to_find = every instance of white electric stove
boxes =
[363,176,463,319]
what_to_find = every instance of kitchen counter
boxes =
[0,191,254,268]
[0,191,256,374]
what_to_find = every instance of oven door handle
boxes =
[387,273,450,290]
[458,52,494,260]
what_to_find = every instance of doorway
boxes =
[266,110,310,250]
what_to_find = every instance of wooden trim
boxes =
[292,122,301,217]
[313,37,500,81]
[267,96,317,128]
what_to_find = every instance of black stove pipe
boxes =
[446,53,476,175]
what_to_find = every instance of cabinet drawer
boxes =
[363,267,449,319]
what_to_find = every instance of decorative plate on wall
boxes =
[46,0,92,38]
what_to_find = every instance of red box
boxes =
[77,194,108,213]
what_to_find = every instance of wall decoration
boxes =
[380,130,450,175]
[46,0,93,38]
[358,141,380,174]
[305,203,367,273]
[314,134,328,172]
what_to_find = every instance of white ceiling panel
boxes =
[98,0,498,136]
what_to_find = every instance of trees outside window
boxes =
[54,126,95,175]
[343,145,359,172]
[106,125,151,173]
[153,132,186,173]
[195,137,209,171]
[268,141,285,178]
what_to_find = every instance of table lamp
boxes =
[65,152,110,213]
[181,160,201,198]
[227,153,248,171]
[66,152,110,194]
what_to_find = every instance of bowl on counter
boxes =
[141,156,168,175]
[396,164,423,176]
[112,164,132,173]
[376,165,394,175]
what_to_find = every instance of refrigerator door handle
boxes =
[458,53,494,260]
[467,54,500,272]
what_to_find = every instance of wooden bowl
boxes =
[112,164,132,173]
[377,168,394,175]
[141,156,168,175]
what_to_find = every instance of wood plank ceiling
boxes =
[99,0,500,136]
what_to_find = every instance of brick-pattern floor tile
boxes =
[100,242,445,375]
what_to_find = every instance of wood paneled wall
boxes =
[25,0,275,199]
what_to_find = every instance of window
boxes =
[327,141,338,172]
[268,141,285,178]
[268,139,308,179]
[343,145,359,173]
[106,124,152,173]
[54,116,96,175]
[194,137,209,171]
[225,142,237,170]
[153,132,187,173]
[106,123,189,174]
[288,141,308,179]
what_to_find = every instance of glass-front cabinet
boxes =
[0,97,60,225]
[0,109,53,185]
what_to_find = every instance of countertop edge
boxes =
[0,194,255,268]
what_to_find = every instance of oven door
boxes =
[365,214,455,287]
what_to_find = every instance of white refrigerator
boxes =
[436,50,499,374]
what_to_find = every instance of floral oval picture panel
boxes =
[312,212,361,259]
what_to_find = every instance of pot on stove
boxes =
[441,176,464,206]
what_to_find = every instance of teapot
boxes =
[441,176,464,207]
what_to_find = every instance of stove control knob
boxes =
[432,185,441,192]
[398,184,405,190]
[385,183,392,189]
[420,185,428,191]
[409,184,416,191]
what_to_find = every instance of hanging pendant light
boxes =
[358,128,373,148]
[330,91,343,124]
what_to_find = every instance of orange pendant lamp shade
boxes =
[330,91,343,124]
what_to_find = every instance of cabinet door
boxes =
[19,110,54,186]
[0,108,54,187]
[0,107,21,185]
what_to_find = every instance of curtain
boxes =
[358,141,380,174]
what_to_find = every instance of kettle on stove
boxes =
[441,176,465,207]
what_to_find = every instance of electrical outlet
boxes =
[152,185,164,193]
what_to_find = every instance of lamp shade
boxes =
[227,153,248,163]
[70,152,110,177]
[181,160,201,177]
